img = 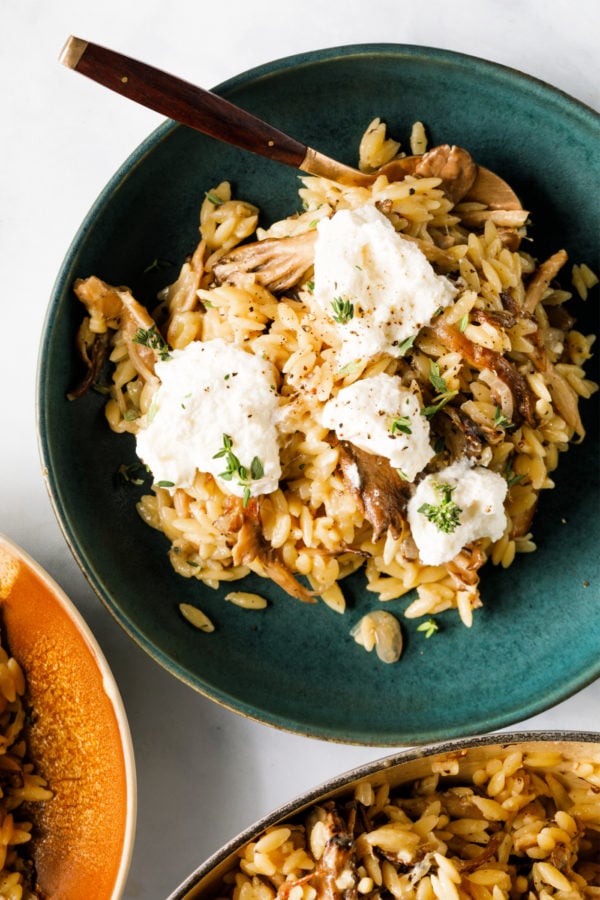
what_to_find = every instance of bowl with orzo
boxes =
[166,731,600,899]
[38,44,600,744]
[0,535,136,899]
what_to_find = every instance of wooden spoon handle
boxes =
[59,36,309,169]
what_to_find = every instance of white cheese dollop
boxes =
[321,372,434,482]
[313,204,456,366]
[407,459,508,566]
[136,339,281,498]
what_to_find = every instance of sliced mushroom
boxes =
[524,249,569,313]
[337,441,412,542]
[430,319,536,426]
[70,275,161,397]
[225,497,316,603]
[412,144,478,205]
[212,229,316,293]
[307,804,358,900]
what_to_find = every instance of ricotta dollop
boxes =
[313,204,456,365]
[321,372,434,482]
[135,339,281,498]
[407,459,508,566]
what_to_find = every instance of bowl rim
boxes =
[166,729,600,900]
[0,533,137,900]
[37,42,600,745]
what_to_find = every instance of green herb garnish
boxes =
[337,360,360,377]
[389,416,412,436]
[205,191,224,206]
[156,480,175,488]
[417,617,439,638]
[132,325,171,361]
[418,482,462,534]
[458,313,469,332]
[493,406,514,430]
[394,334,416,357]
[428,360,450,394]
[213,434,264,507]
[505,458,525,488]
[331,296,354,324]
[421,360,458,419]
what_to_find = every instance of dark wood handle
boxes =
[60,37,308,169]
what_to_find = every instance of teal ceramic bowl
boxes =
[38,45,600,744]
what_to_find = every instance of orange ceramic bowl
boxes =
[0,534,136,899]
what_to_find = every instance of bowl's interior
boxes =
[0,535,135,899]
[170,732,600,899]
[38,44,600,744]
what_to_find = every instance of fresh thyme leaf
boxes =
[156,480,175,488]
[331,296,354,324]
[213,434,264,502]
[338,360,360,376]
[505,458,525,487]
[250,456,264,480]
[417,617,439,638]
[421,392,457,418]
[389,416,412,436]
[418,482,462,534]
[395,334,416,357]
[305,280,315,293]
[205,191,224,206]
[494,406,514,430]
[429,360,449,394]
[132,325,171,361]
[458,313,469,332]
[421,360,457,418]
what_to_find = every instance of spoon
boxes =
[59,36,522,211]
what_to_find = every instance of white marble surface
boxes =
[1,1,599,897]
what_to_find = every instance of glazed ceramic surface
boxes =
[0,535,136,899]
[38,45,599,744]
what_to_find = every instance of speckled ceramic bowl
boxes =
[38,45,600,744]
[0,535,136,899]
[167,731,600,899]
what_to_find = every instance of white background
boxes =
[1,1,599,898]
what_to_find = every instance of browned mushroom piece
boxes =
[429,319,536,426]
[69,276,163,397]
[412,144,478,204]
[307,803,358,900]
[212,229,317,293]
[222,497,317,603]
[337,441,412,542]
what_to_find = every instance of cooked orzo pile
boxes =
[0,638,52,898]
[70,119,598,649]
[214,746,600,900]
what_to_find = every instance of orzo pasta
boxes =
[70,120,598,650]
[210,744,600,900]
[0,637,52,899]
